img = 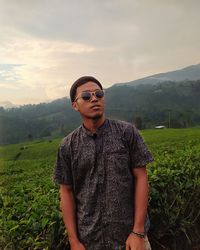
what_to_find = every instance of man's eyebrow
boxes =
[82,89,100,92]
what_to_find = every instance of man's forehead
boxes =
[76,81,101,93]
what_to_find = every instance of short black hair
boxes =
[70,76,103,102]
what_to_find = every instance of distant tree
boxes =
[166,108,172,128]
[171,118,181,128]
[0,107,5,113]
[40,130,51,138]
[179,113,186,128]
[134,116,142,130]
[178,111,193,128]
[28,134,33,141]
[60,124,66,135]
[186,110,192,127]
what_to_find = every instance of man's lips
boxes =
[90,105,101,109]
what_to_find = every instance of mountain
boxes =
[1,63,200,145]
[115,64,200,86]
[0,101,17,109]
[1,79,200,145]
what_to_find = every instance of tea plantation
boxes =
[0,128,200,250]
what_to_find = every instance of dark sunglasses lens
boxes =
[81,92,91,101]
[80,90,104,101]
[95,90,104,98]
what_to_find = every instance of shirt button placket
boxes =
[94,136,107,249]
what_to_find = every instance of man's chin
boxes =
[91,114,103,120]
[86,112,103,120]
[81,110,104,120]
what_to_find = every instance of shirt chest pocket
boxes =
[104,143,130,164]
[104,137,129,155]
[104,145,132,178]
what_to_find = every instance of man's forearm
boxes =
[132,167,149,232]
[60,185,79,244]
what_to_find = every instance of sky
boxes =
[0,0,200,106]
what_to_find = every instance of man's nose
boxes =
[91,92,98,101]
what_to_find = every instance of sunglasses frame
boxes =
[74,89,104,102]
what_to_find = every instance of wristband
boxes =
[131,230,145,238]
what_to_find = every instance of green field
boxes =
[0,128,200,249]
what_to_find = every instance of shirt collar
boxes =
[81,118,109,137]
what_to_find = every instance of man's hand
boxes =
[126,234,145,250]
[70,240,86,250]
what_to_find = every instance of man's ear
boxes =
[72,101,79,111]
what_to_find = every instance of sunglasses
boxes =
[75,89,104,102]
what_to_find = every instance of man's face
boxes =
[72,81,105,120]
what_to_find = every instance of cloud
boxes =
[0,29,96,64]
[0,29,97,101]
[0,64,24,84]
[0,0,200,104]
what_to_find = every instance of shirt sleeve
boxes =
[126,125,154,168]
[53,142,73,185]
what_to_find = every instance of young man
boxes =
[54,76,153,250]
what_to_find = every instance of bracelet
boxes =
[131,230,145,238]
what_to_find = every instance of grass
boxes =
[0,127,200,249]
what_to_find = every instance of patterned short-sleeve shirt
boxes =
[54,119,153,250]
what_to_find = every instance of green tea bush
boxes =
[148,140,200,249]
[0,130,200,249]
[0,140,68,250]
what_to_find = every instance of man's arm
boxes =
[60,185,85,250]
[132,167,148,232]
[126,167,149,250]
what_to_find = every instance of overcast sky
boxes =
[0,0,200,105]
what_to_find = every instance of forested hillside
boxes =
[106,80,200,128]
[0,80,200,145]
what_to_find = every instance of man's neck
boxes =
[83,116,106,133]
